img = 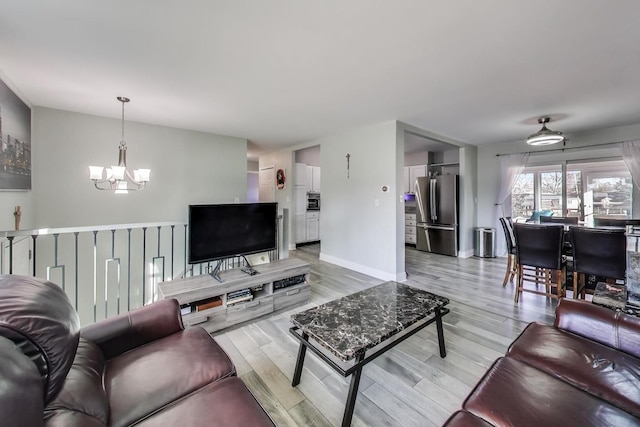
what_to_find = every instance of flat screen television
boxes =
[188,202,278,266]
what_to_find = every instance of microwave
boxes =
[307,192,320,210]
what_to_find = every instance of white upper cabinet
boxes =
[294,163,308,187]
[407,165,427,193]
[307,166,321,192]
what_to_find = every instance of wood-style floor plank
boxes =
[213,244,561,426]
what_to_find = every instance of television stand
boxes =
[158,257,311,333]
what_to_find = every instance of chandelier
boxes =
[526,117,565,146]
[89,97,150,193]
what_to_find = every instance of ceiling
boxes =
[2,1,640,160]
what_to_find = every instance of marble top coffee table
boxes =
[289,281,450,427]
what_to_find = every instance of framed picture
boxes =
[0,77,31,190]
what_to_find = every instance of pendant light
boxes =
[89,97,150,193]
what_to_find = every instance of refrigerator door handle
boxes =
[430,178,437,222]
[415,179,427,224]
[418,224,456,231]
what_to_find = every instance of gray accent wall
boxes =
[31,107,248,228]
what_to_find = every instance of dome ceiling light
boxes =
[526,117,565,146]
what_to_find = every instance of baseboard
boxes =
[319,253,406,282]
[458,249,474,258]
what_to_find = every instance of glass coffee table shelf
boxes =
[289,281,449,427]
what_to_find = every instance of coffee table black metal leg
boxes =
[292,331,308,386]
[436,309,446,358]
[342,353,365,427]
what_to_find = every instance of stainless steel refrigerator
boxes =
[415,174,459,256]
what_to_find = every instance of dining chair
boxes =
[570,227,626,299]
[513,223,566,302]
[540,216,579,224]
[593,218,640,228]
[499,217,517,286]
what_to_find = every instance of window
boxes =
[569,160,632,219]
[512,165,563,220]
[511,159,632,222]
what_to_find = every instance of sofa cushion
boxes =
[44,338,108,426]
[463,357,639,427]
[508,322,640,416]
[105,326,236,427]
[135,377,274,426]
[0,274,80,404]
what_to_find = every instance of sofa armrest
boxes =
[0,336,44,426]
[80,299,184,360]
[554,298,640,358]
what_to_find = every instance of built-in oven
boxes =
[307,192,320,211]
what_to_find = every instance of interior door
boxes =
[259,167,275,202]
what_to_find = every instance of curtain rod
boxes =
[495,140,626,157]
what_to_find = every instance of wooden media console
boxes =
[158,257,311,333]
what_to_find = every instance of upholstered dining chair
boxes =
[499,217,517,286]
[513,223,567,302]
[540,216,579,224]
[570,227,626,299]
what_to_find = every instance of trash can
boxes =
[474,227,496,258]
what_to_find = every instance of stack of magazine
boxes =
[227,288,253,305]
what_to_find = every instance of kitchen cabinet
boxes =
[306,211,320,242]
[294,163,308,186]
[408,165,427,193]
[294,185,307,244]
[405,213,417,245]
[295,214,306,243]
[307,166,321,192]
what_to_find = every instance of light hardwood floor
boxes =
[213,245,559,426]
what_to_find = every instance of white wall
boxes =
[295,145,320,166]
[32,107,248,227]
[259,149,294,250]
[0,190,34,230]
[459,145,478,257]
[478,123,640,254]
[307,121,403,281]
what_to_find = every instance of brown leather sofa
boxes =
[443,298,640,426]
[0,274,274,426]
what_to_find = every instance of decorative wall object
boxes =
[276,168,286,189]
[0,78,31,190]
[346,153,351,178]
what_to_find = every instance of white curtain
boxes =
[495,153,529,256]
[620,140,640,190]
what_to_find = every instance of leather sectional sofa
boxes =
[0,274,274,426]
[443,298,640,426]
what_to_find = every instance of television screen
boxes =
[188,203,278,264]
